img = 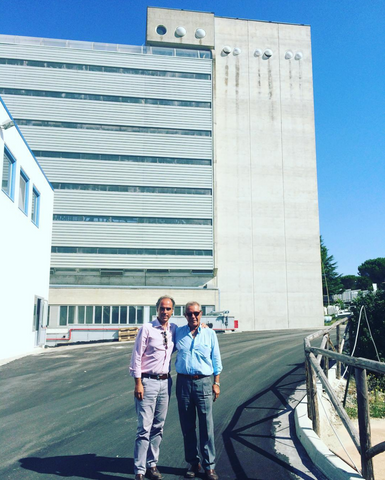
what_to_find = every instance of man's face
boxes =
[157,298,174,325]
[185,304,202,331]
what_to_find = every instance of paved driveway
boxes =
[0,330,327,479]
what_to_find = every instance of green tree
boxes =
[320,237,343,299]
[340,274,372,291]
[358,258,385,287]
[349,289,385,361]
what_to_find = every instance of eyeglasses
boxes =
[161,330,168,349]
[186,311,202,318]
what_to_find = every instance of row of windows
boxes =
[35,150,211,166]
[0,36,212,59]
[0,88,211,109]
[16,119,211,137]
[2,146,40,226]
[53,214,212,225]
[51,183,212,196]
[0,58,211,80]
[51,246,213,256]
[55,304,215,326]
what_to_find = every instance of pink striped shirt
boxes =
[129,319,177,378]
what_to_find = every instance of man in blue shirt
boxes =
[175,301,222,480]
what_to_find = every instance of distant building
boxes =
[0,7,323,338]
[0,98,53,360]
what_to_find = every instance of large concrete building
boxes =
[0,7,323,335]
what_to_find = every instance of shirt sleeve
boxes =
[129,324,148,378]
[210,330,223,375]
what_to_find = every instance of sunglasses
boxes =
[161,330,168,349]
[186,311,202,318]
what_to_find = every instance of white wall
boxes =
[0,100,53,360]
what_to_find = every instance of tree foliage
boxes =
[358,257,385,287]
[320,237,343,297]
[340,274,372,291]
[349,289,385,362]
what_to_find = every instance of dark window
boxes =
[94,306,102,324]
[19,169,29,214]
[15,118,211,137]
[120,306,127,324]
[2,146,16,199]
[31,186,40,226]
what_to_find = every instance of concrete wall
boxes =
[0,100,53,360]
[213,17,323,330]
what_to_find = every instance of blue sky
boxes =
[1,0,384,276]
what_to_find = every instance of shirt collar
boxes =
[153,318,170,330]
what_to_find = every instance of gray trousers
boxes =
[134,376,172,474]
[176,375,216,470]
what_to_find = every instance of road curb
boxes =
[294,396,363,479]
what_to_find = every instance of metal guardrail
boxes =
[304,318,385,480]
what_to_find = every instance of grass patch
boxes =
[344,377,385,419]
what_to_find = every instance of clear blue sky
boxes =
[1,0,384,276]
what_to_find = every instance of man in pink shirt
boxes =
[129,296,177,480]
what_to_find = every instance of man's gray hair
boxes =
[184,301,201,313]
[156,295,175,310]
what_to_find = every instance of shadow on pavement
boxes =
[222,363,322,480]
[19,454,186,479]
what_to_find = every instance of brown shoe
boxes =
[146,467,162,480]
[135,475,145,480]
[205,470,218,480]
[185,463,202,478]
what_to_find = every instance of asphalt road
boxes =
[0,330,327,480]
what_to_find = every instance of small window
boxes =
[156,25,167,35]
[59,306,68,326]
[31,186,40,226]
[150,306,157,321]
[112,306,119,324]
[86,306,93,324]
[78,306,85,324]
[68,306,75,324]
[2,146,16,200]
[95,306,102,324]
[102,306,111,324]
[18,169,29,215]
[120,306,128,324]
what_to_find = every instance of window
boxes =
[94,306,102,324]
[78,306,85,324]
[18,169,29,214]
[59,306,68,326]
[2,146,16,200]
[103,306,111,324]
[86,306,93,324]
[31,186,40,226]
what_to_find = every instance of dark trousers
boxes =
[176,375,216,470]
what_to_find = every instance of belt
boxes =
[178,373,210,380]
[142,373,170,380]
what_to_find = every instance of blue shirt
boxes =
[175,325,223,376]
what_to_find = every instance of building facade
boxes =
[0,98,53,360]
[0,7,323,334]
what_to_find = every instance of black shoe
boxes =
[205,470,218,480]
[146,467,162,480]
[135,475,145,480]
[185,463,202,479]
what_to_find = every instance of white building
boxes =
[0,7,323,338]
[0,98,53,360]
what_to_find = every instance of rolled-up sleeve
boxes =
[129,325,148,378]
[211,331,223,375]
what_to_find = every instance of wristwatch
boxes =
[213,382,220,387]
